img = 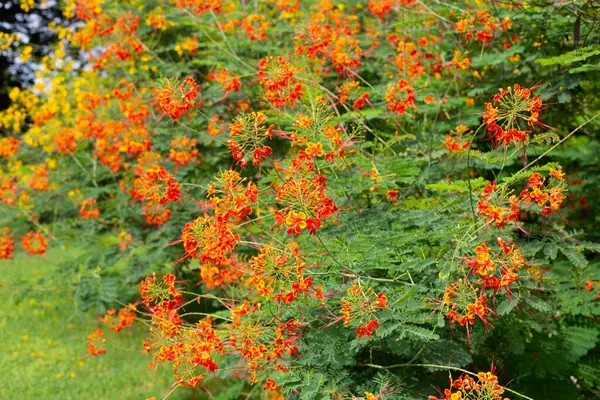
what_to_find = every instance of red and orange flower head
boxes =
[143,202,172,225]
[463,238,525,295]
[276,171,338,236]
[135,165,180,205]
[0,137,19,158]
[169,136,199,166]
[22,231,48,256]
[385,79,416,115]
[340,285,387,338]
[207,68,242,98]
[181,215,239,265]
[139,272,182,308]
[483,84,544,148]
[477,181,520,228]
[368,0,394,18]
[87,329,106,356]
[206,169,257,221]
[248,243,317,304]
[80,198,100,219]
[227,111,274,168]
[103,305,137,333]
[175,0,222,15]
[445,125,472,152]
[519,170,568,218]
[54,128,78,154]
[28,163,50,191]
[258,56,303,108]
[0,228,15,260]
[241,14,269,41]
[0,176,18,205]
[430,369,507,400]
[154,76,199,120]
[330,35,362,76]
[441,279,491,341]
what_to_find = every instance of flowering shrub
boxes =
[2,0,600,399]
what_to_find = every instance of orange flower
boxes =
[80,198,100,219]
[54,128,77,154]
[134,165,181,205]
[258,56,303,108]
[181,215,239,264]
[87,329,106,356]
[103,305,136,332]
[483,84,543,149]
[139,272,182,308]
[386,190,399,203]
[431,369,507,400]
[169,136,199,166]
[0,228,15,260]
[368,0,393,18]
[241,14,269,41]
[22,231,47,256]
[228,112,274,167]
[28,164,50,191]
[442,279,491,341]
[445,124,473,152]
[0,137,19,157]
[154,76,199,119]
[385,80,416,115]
[341,285,387,338]
[285,210,307,236]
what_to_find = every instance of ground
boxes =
[0,248,191,400]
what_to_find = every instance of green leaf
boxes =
[425,178,486,193]
[559,245,588,268]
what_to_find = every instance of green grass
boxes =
[0,248,192,400]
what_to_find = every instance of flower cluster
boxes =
[80,197,100,219]
[154,76,199,120]
[340,285,388,338]
[21,231,48,256]
[229,302,302,383]
[0,136,19,157]
[228,112,274,167]
[477,181,520,228]
[103,305,136,332]
[441,279,490,340]
[169,136,199,167]
[275,166,338,236]
[87,329,106,357]
[0,228,15,260]
[445,125,472,152]
[248,243,323,304]
[258,56,303,108]
[385,80,416,115]
[133,165,181,225]
[483,84,543,148]
[429,370,509,400]
[520,170,566,217]
[464,238,525,295]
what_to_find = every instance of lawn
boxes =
[0,248,192,400]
